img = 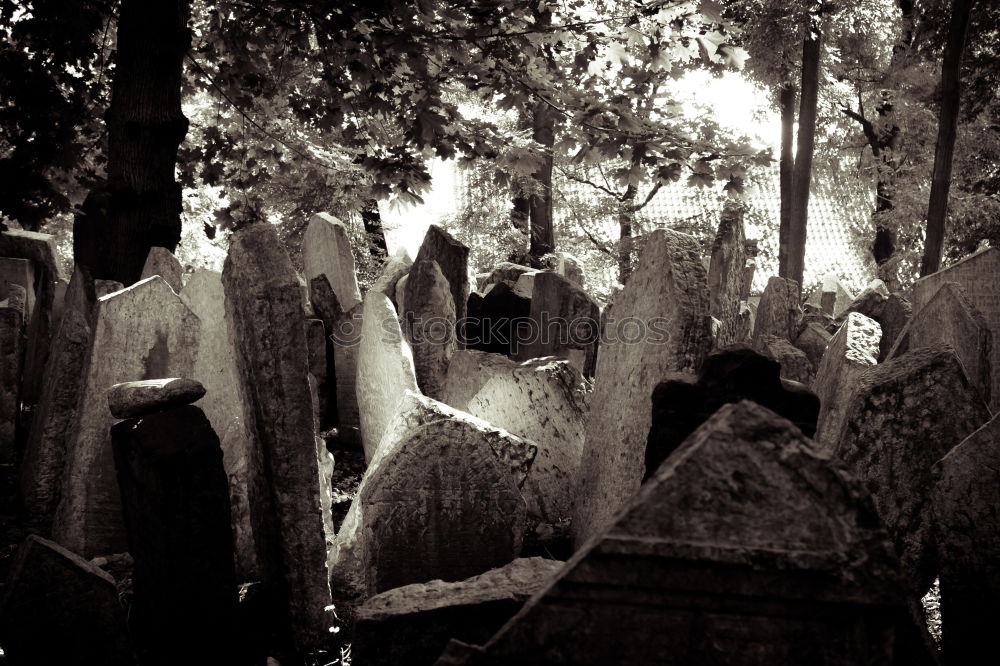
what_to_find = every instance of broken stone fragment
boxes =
[107,377,206,419]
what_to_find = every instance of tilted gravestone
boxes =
[805,273,855,317]
[0,283,26,462]
[370,247,413,312]
[330,392,533,604]
[356,291,420,462]
[932,412,1000,665]
[517,271,600,378]
[443,350,589,528]
[707,203,747,348]
[751,276,800,345]
[645,347,819,480]
[50,276,200,558]
[437,401,932,666]
[402,259,457,400]
[832,279,912,361]
[179,268,264,582]
[302,212,362,313]
[911,247,1000,411]
[310,273,361,437]
[139,246,183,293]
[793,320,832,370]
[223,223,332,650]
[481,262,533,292]
[112,401,237,666]
[574,228,713,547]
[354,558,562,666]
[812,312,881,452]
[753,334,813,384]
[18,267,100,535]
[889,281,992,406]
[0,535,133,665]
[408,225,470,348]
[834,346,991,593]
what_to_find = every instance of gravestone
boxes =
[51,276,200,558]
[740,239,758,301]
[0,535,133,665]
[805,273,855,316]
[468,282,531,358]
[912,248,1000,410]
[223,223,332,650]
[18,267,98,534]
[512,271,538,299]
[752,276,800,345]
[518,271,600,377]
[482,262,533,291]
[0,284,26,462]
[356,291,420,462]
[813,312,881,452]
[402,259,457,400]
[410,225,470,347]
[443,351,589,526]
[552,252,585,287]
[302,212,362,313]
[179,268,264,581]
[309,273,361,437]
[370,247,413,310]
[793,321,832,370]
[354,558,562,666]
[645,347,820,479]
[753,334,813,384]
[707,203,747,348]
[305,317,328,427]
[932,412,1000,665]
[889,281,992,406]
[139,246,183,293]
[107,377,205,417]
[395,274,409,322]
[329,391,531,602]
[832,280,911,361]
[0,256,36,325]
[112,404,237,666]
[834,346,991,592]
[439,401,928,666]
[574,228,713,547]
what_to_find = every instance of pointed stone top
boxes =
[140,247,183,294]
[107,378,206,419]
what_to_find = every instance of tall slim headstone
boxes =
[402,259,457,400]
[518,271,600,378]
[752,276,800,345]
[302,212,362,314]
[707,203,747,348]
[408,225,470,348]
[574,229,712,547]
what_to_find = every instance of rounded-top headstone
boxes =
[107,378,206,419]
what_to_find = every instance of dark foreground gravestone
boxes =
[353,558,562,666]
[834,346,991,594]
[645,347,819,480]
[0,283,26,461]
[573,228,712,547]
[932,412,1000,665]
[517,271,600,378]
[112,402,238,666]
[435,402,936,666]
[408,225,470,348]
[0,535,133,665]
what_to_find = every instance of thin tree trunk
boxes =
[360,199,387,259]
[787,9,823,289]
[528,6,555,259]
[921,0,974,276]
[618,184,636,284]
[777,84,796,278]
[80,0,192,286]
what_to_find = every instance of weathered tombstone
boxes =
[0,284,26,462]
[18,267,97,534]
[302,212,362,313]
[443,350,589,527]
[518,271,600,378]
[751,276,800,345]
[512,270,538,299]
[645,347,820,479]
[107,377,205,417]
[356,291,420,462]
[223,223,332,650]
[805,273,855,316]
[139,246,183,293]
[794,320,832,370]
[574,228,713,547]
[0,256,36,323]
[468,281,531,358]
[402,259,457,400]
[179,268,264,582]
[812,312,881,452]
[932,412,1000,665]
[482,262,533,292]
[370,246,413,311]
[834,346,991,592]
[832,279,912,361]
[707,203,747,348]
[889,281,992,406]
[912,247,1000,408]
[439,401,930,666]
[354,558,562,666]
[0,535,133,665]
[410,225,470,347]
[552,252,585,287]
[50,276,200,557]
[753,334,814,384]
[329,391,532,603]
[111,400,237,666]
[309,273,361,437]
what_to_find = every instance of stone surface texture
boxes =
[0,283,26,461]
[519,271,600,378]
[793,321,832,370]
[370,247,413,310]
[753,334,814,384]
[751,276,800,345]
[410,225,470,347]
[106,377,205,418]
[402,259,457,400]
[573,228,712,547]
[302,212,362,313]
[707,203,747,348]
[139,246,183,293]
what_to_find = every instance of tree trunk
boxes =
[618,184,636,284]
[360,199,387,259]
[921,0,974,276]
[787,9,823,289]
[777,84,796,278]
[527,7,555,259]
[511,186,530,235]
[77,0,192,286]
